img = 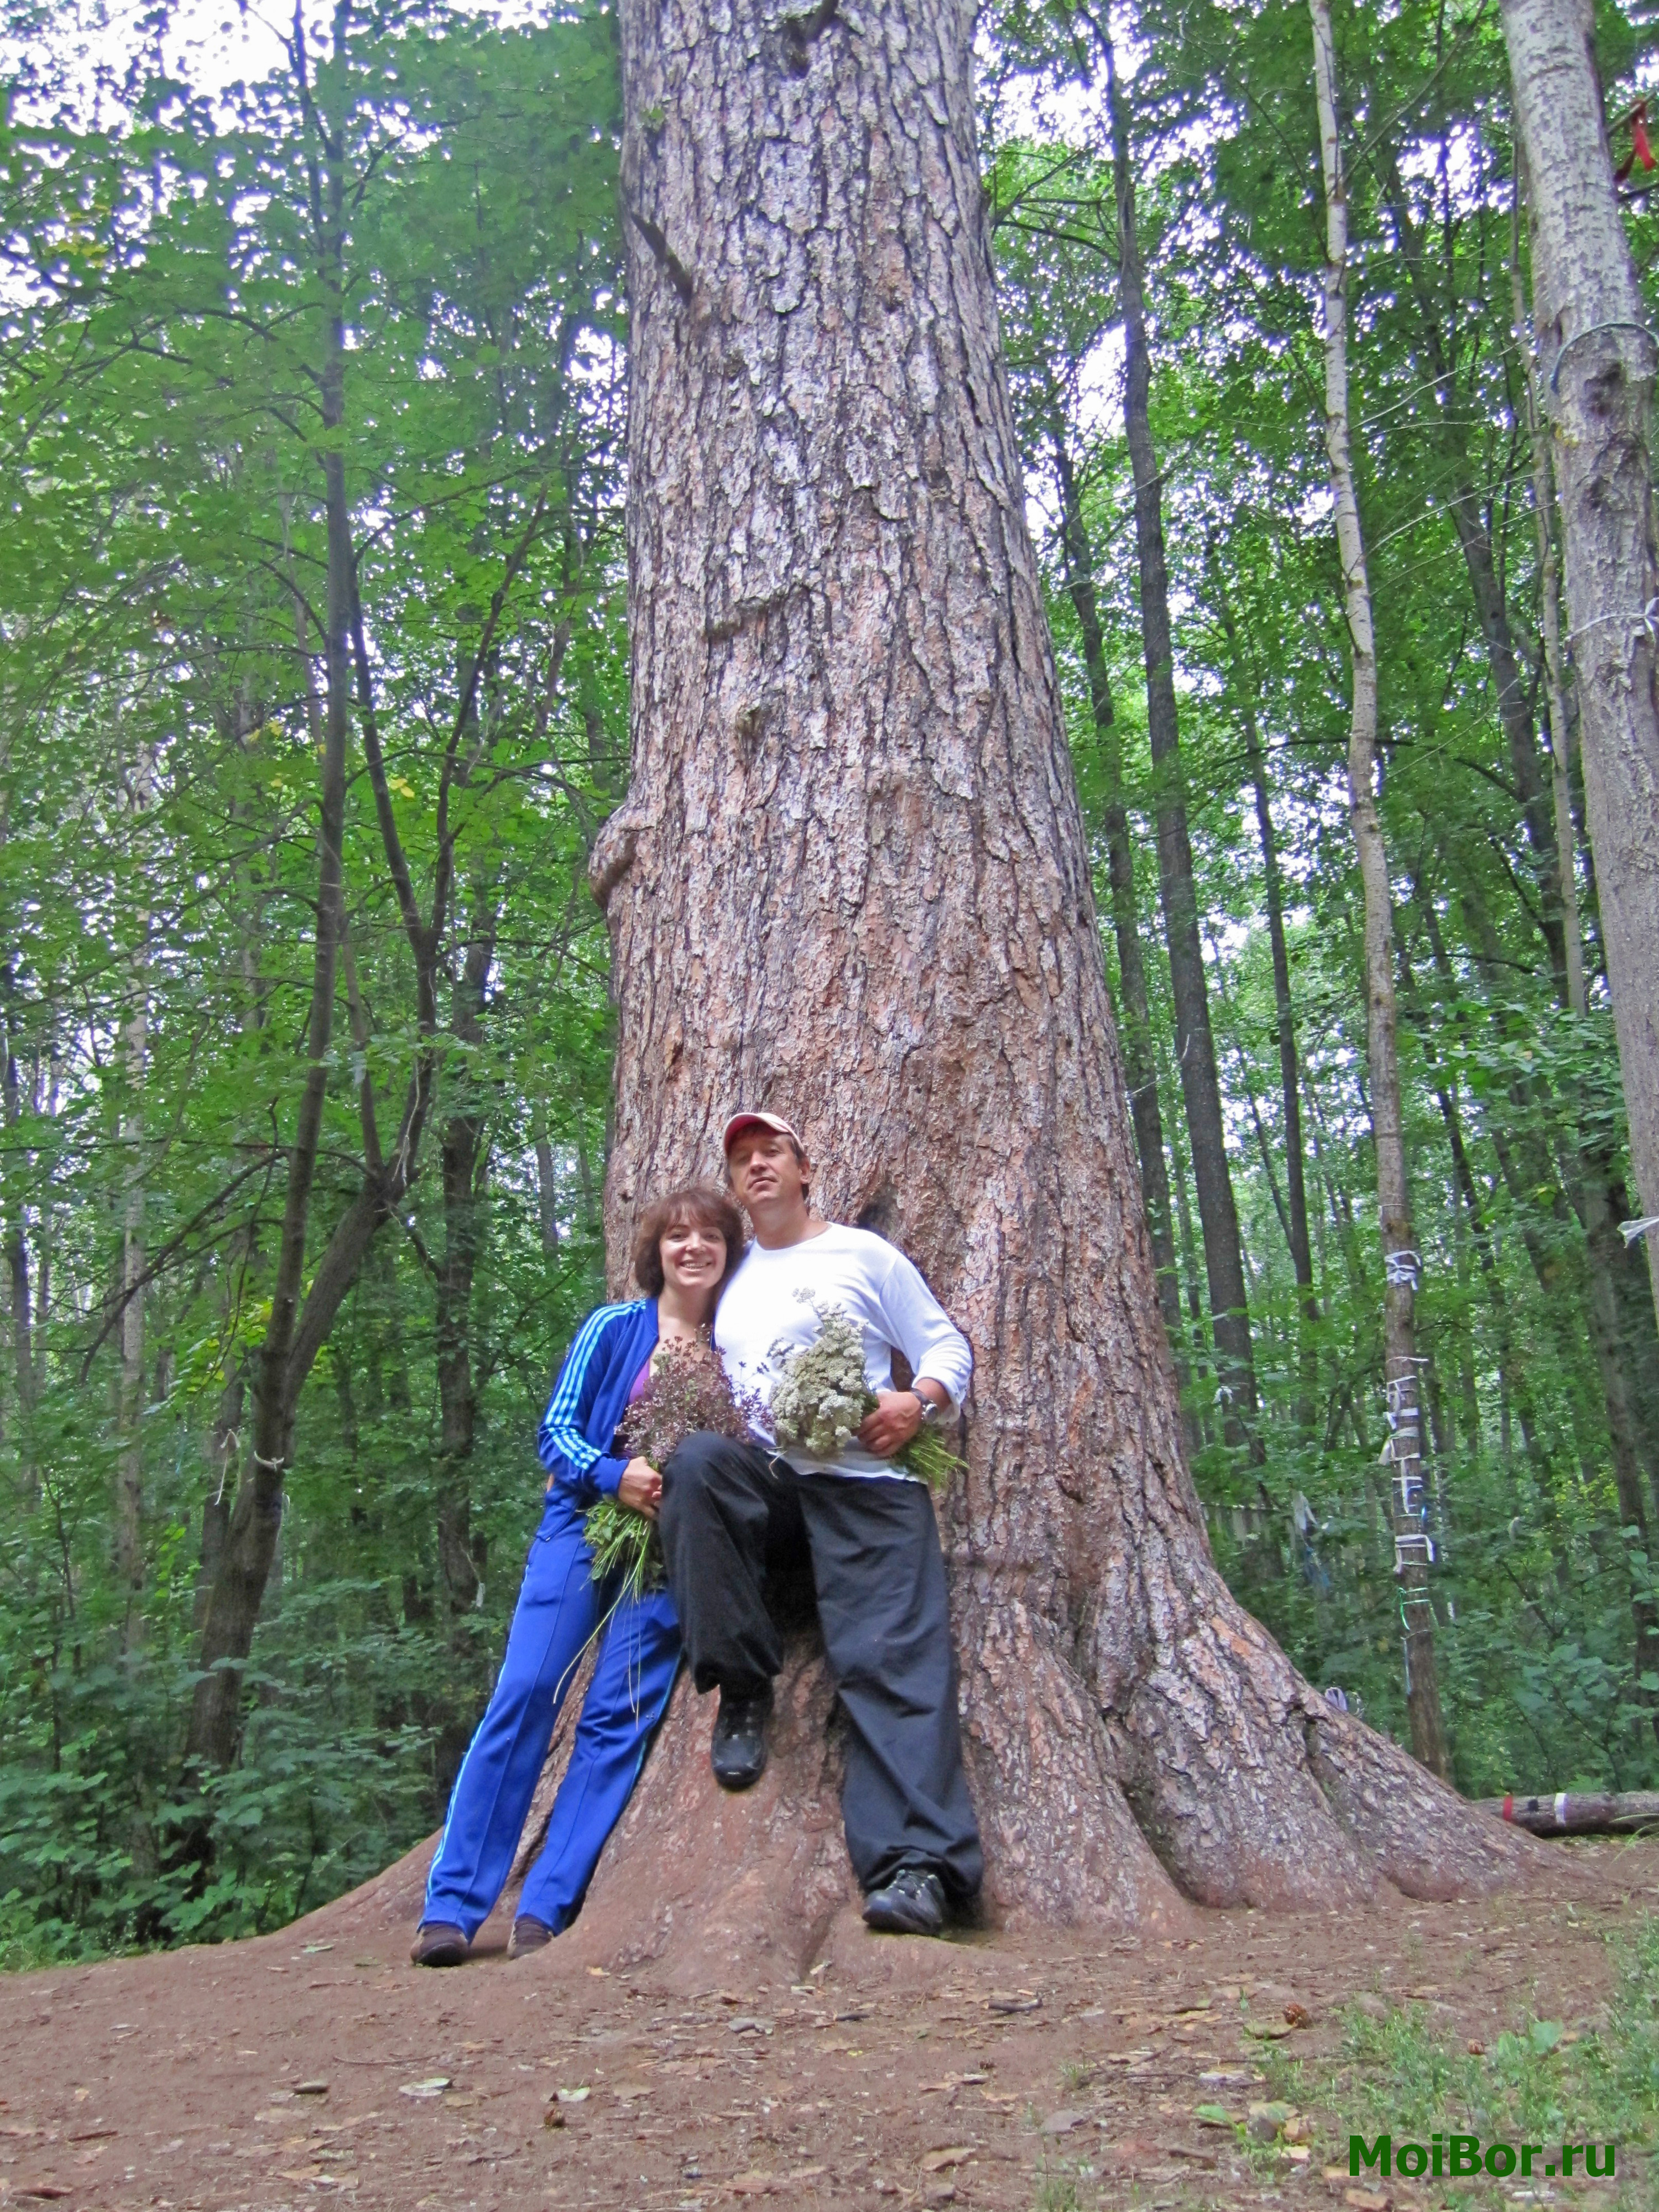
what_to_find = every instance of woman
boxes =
[413,1182,744,1965]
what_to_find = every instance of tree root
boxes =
[1097,1541,1554,1908]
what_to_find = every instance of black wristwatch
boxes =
[910,1389,940,1425]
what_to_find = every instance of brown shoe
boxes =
[410,1921,468,1968]
[508,1916,554,1960]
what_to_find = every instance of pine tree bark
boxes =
[571,0,1532,1969]
[1503,0,1659,1327]
[1311,0,1449,1780]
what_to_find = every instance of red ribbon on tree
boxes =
[1616,101,1655,181]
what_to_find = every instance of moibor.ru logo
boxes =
[1352,2134,1616,2180]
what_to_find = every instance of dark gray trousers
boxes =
[659,1430,983,1902]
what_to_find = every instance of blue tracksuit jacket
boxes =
[423,1300,680,1942]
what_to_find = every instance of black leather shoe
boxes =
[409,1921,468,1967]
[862,1867,947,1937]
[508,1916,553,1960]
[710,1688,771,1791]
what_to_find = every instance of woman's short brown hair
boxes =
[631,1183,745,1300]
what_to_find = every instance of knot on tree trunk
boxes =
[588,812,645,911]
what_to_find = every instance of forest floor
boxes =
[1,1833,1654,2212]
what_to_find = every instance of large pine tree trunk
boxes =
[581,0,1532,1969]
[1504,0,1659,1327]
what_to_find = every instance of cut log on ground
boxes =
[1486,1791,1659,1837]
[551,0,1550,1978]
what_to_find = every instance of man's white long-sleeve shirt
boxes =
[713,1223,972,1480]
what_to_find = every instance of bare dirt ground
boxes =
[1,1831,1652,2212]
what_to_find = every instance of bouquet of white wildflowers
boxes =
[768,1297,964,1490]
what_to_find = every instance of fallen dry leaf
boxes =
[1344,2192,1391,2211]
[921,2146,974,2172]
[729,2171,778,2195]
[1040,2111,1089,2136]
[18,2188,71,2203]
[987,1989,1040,2014]
[542,2108,565,2131]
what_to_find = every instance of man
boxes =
[659,1112,983,1937]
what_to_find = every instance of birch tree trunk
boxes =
[569,0,1530,1973]
[1311,0,1449,1780]
[1504,0,1659,1325]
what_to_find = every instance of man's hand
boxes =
[617,1457,662,1519]
[858,1389,926,1459]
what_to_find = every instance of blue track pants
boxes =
[422,1488,680,1940]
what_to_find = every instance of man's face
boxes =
[728,1127,809,1213]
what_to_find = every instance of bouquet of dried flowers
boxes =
[583,1335,753,1603]
[768,1296,963,1489]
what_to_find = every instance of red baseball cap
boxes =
[722,1110,801,1156]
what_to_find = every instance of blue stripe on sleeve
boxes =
[537,1303,633,1476]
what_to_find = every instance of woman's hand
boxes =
[617,1457,663,1520]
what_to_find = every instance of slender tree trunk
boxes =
[434,874,499,1616]
[1312,0,1449,1779]
[1504,0,1659,1326]
[185,40,356,1771]
[115,920,148,1645]
[1096,23,1258,1448]
[1,957,38,1495]
[1509,179,1588,1013]
[1431,878,1659,1524]
[1207,537,1319,1428]
[533,1104,561,1258]
[571,0,1531,1974]
[1378,146,1569,993]
[1050,427,1183,1360]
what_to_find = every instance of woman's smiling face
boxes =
[659,1217,727,1306]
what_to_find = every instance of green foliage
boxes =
[0,0,623,1959]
